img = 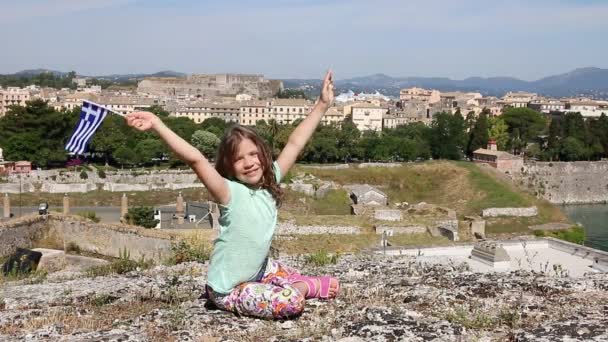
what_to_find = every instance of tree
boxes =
[559,137,589,161]
[546,117,563,160]
[91,115,131,165]
[200,117,228,138]
[429,112,465,160]
[488,117,509,151]
[191,130,221,159]
[126,206,158,229]
[0,99,72,167]
[114,146,138,167]
[135,139,166,165]
[589,114,608,159]
[466,112,489,156]
[148,105,170,118]
[501,107,548,152]
[276,89,307,99]
[562,112,588,142]
[337,120,360,162]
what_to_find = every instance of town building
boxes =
[501,91,537,108]
[528,99,566,113]
[270,99,311,125]
[399,87,440,104]
[351,103,388,132]
[0,87,31,116]
[172,101,241,124]
[472,140,523,173]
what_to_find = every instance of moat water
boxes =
[561,204,608,252]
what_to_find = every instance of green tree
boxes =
[337,119,360,162]
[91,114,131,165]
[135,139,166,164]
[0,99,72,167]
[466,112,489,156]
[430,112,465,160]
[148,105,170,118]
[126,206,158,229]
[488,117,510,151]
[200,117,228,138]
[114,146,138,167]
[191,130,221,159]
[559,137,589,161]
[501,107,547,153]
[562,112,589,143]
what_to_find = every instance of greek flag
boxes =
[65,101,109,154]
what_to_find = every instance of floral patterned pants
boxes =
[207,259,305,320]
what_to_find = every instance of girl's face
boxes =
[233,138,263,185]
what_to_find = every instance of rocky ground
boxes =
[1,253,607,341]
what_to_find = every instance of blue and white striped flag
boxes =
[65,101,109,154]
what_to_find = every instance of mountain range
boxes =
[283,67,608,98]
[5,67,608,98]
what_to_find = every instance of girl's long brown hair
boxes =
[215,125,283,207]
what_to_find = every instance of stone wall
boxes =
[0,183,36,194]
[516,161,608,204]
[0,216,48,256]
[357,163,402,168]
[275,221,360,235]
[482,206,538,218]
[2,169,203,194]
[0,215,174,262]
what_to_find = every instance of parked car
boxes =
[38,202,49,215]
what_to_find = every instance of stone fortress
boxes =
[137,73,283,99]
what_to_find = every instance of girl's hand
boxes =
[319,70,334,108]
[126,111,161,132]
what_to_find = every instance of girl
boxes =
[126,71,339,320]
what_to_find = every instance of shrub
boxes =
[77,211,100,223]
[65,242,81,254]
[98,169,106,179]
[126,206,158,229]
[85,247,153,277]
[166,240,210,265]
[533,226,585,245]
[79,170,88,180]
[304,250,340,266]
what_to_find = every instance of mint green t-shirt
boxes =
[206,162,282,294]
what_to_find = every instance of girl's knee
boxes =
[274,290,305,319]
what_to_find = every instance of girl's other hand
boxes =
[319,70,334,108]
[126,111,161,132]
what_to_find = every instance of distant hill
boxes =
[3,69,186,81]
[12,69,69,77]
[91,70,186,81]
[283,67,608,98]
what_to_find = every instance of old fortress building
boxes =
[137,74,282,99]
[1,73,607,132]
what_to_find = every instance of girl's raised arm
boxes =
[277,70,334,176]
[126,112,230,205]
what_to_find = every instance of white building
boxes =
[351,103,387,132]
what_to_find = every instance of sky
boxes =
[1,0,607,80]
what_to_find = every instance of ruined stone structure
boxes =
[470,241,511,268]
[348,184,388,206]
[516,161,608,204]
[464,215,486,239]
[482,206,538,217]
[0,215,174,262]
[137,74,282,99]
[0,169,203,194]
